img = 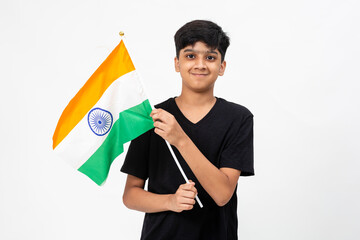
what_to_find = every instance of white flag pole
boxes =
[164,140,203,208]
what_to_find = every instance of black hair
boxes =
[174,20,230,62]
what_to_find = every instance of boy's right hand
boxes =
[167,181,197,213]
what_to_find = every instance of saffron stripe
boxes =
[77,99,154,185]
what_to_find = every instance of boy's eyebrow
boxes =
[183,49,218,55]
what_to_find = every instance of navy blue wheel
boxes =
[87,108,113,136]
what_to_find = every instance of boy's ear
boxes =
[174,57,180,72]
[218,60,226,76]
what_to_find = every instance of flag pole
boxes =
[119,31,203,208]
[164,140,203,208]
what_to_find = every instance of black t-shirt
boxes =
[121,97,254,240]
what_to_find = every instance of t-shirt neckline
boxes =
[171,96,220,126]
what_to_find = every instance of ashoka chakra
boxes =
[87,108,113,136]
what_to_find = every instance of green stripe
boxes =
[78,99,154,185]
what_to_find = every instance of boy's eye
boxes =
[206,56,216,60]
[186,54,195,59]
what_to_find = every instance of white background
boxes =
[1,0,359,239]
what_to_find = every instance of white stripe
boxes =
[54,70,148,169]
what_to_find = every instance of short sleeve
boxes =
[120,129,151,180]
[220,114,254,176]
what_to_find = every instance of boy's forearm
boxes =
[123,187,171,213]
[176,136,236,206]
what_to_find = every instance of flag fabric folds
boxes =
[52,40,154,185]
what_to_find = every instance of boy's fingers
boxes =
[153,121,166,131]
[188,185,197,194]
[178,182,197,198]
[151,108,167,118]
[152,114,169,124]
[181,182,195,190]
[150,108,162,116]
[188,181,197,192]
[180,186,197,197]
[151,109,174,123]
[180,197,196,205]
[150,109,161,120]
[180,204,193,210]
[151,114,162,122]
[182,190,196,199]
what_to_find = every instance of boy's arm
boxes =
[123,174,197,213]
[151,109,241,207]
[177,141,241,207]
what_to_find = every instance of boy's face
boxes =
[174,41,226,94]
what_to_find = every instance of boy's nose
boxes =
[194,58,206,69]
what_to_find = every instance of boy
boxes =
[121,20,254,240]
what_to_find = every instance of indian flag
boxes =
[52,40,154,186]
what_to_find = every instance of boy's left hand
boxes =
[150,108,188,147]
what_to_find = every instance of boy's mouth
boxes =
[191,73,208,77]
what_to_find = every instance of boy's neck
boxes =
[176,90,216,108]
